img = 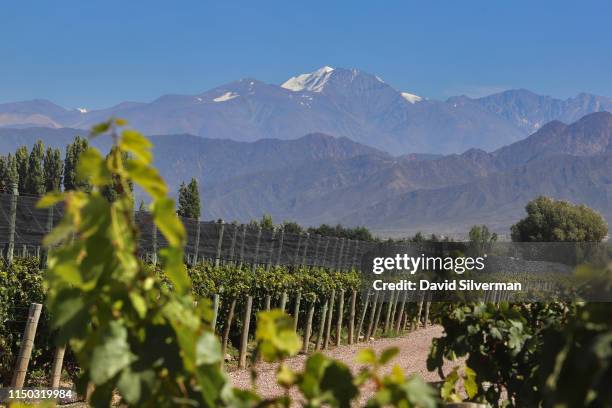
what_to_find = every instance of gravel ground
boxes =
[228,325,458,403]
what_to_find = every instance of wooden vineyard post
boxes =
[279,291,288,312]
[275,227,284,266]
[238,295,253,368]
[352,240,360,269]
[49,345,66,388]
[7,183,18,265]
[229,224,238,264]
[321,237,330,268]
[40,205,54,269]
[266,229,276,272]
[323,289,335,349]
[404,292,415,331]
[238,224,247,268]
[215,220,225,267]
[293,233,302,267]
[264,294,271,311]
[423,293,431,328]
[211,294,220,332]
[389,291,400,333]
[371,295,383,339]
[302,301,315,354]
[193,219,201,266]
[415,292,425,329]
[315,300,328,351]
[356,289,371,343]
[344,240,353,271]
[335,289,345,346]
[329,238,338,270]
[365,292,379,341]
[395,290,408,332]
[347,289,357,345]
[11,303,43,388]
[336,238,345,270]
[222,298,237,361]
[292,291,302,332]
[251,225,262,272]
[384,291,395,334]
[301,233,310,267]
[313,235,322,267]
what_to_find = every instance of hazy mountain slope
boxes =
[0,127,87,152]
[201,149,500,223]
[347,153,612,235]
[0,126,384,187]
[493,111,612,168]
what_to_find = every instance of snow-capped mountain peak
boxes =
[281,66,335,92]
[400,92,422,104]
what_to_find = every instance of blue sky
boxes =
[1,0,611,109]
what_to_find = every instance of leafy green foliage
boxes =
[307,223,376,241]
[428,299,612,407]
[36,120,443,407]
[40,120,230,406]
[468,225,497,256]
[0,257,60,386]
[511,196,608,242]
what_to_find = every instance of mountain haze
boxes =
[2,67,611,154]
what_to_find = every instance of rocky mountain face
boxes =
[2,67,611,154]
[1,113,611,237]
[199,112,612,235]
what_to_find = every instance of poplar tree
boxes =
[177,178,201,219]
[63,136,90,191]
[44,147,64,192]
[7,154,19,190]
[0,156,7,193]
[15,146,29,194]
[25,140,46,195]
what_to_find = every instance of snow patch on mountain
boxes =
[281,66,335,92]
[76,107,88,113]
[401,92,422,104]
[213,92,239,102]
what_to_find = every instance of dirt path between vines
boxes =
[228,325,457,402]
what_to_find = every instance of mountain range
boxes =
[2,66,612,154]
[1,112,611,237]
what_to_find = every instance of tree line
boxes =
[0,136,89,195]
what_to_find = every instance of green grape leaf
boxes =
[196,331,223,365]
[379,347,399,365]
[90,321,135,384]
[119,129,153,164]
